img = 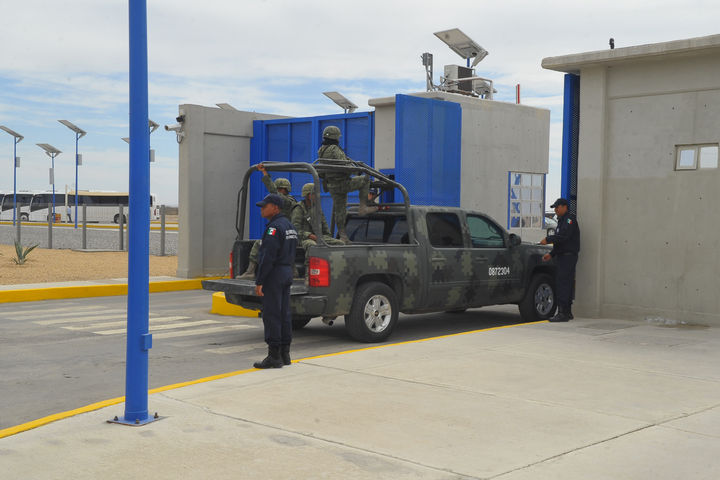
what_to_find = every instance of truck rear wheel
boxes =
[292,315,312,330]
[518,273,556,321]
[345,282,398,343]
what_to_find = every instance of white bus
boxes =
[0,192,34,221]
[27,191,63,222]
[60,191,159,224]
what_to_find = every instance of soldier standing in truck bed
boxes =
[317,125,377,242]
[239,163,297,279]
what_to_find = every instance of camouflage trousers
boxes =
[248,239,262,264]
[326,175,370,232]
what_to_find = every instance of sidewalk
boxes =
[2,317,719,479]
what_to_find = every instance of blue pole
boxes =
[75,134,79,228]
[51,154,55,217]
[12,140,17,226]
[122,0,152,425]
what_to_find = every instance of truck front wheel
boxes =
[518,273,556,321]
[345,282,398,343]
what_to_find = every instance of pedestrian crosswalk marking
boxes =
[8,307,123,321]
[62,316,192,331]
[153,324,255,339]
[36,312,128,325]
[93,319,220,336]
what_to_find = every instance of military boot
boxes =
[567,306,574,320]
[549,306,570,322]
[238,261,257,279]
[253,346,283,369]
[338,228,350,243]
[280,345,291,366]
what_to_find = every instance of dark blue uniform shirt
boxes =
[256,214,298,286]
[547,212,580,256]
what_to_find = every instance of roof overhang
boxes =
[542,34,720,74]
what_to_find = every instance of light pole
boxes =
[37,143,62,219]
[0,126,23,226]
[122,119,159,162]
[58,120,86,228]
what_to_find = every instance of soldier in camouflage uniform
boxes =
[292,183,345,256]
[317,126,377,242]
[239,163,297,279]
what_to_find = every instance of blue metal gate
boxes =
[249,112,374,238]
[394,94,462,207]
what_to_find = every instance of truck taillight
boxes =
[229,251,234,278]
[308,257,330,287]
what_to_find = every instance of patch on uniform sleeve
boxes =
[267,227,277,236]
[567,219,573,224]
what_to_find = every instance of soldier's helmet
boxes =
[322,125,341,141]
[301,182,315,198]
[274,178,291,191]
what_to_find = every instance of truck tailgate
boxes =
[202,278,310,296]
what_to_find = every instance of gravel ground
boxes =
[0,243,178,285]
[0,223,177,255]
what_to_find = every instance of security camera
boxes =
[165,123,183,132]
[176,114,185,123]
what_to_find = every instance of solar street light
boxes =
[59,120,86,228]
[37,143,62,218]
[0,126,24,225]
[323,91,358,114]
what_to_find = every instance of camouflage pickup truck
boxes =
[203,162,556,342]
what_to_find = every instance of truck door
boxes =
[425,212,471,310]
[466,214,517,304]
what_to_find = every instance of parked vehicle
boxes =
[203,162,556,342]
[0,192,34,221]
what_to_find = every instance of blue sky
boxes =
[1,0,718,206]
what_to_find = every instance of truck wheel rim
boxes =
[535,284,554,316]
[363,295,392,333]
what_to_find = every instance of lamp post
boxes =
[58,120,86,228]
[122,119,159,162]
[37,144,62,219]
[0,126,23,226]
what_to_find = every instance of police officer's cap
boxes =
[256,193,285,208]
[550,198,569,208]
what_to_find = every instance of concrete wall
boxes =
[543,35,720,325]
[176,104,284,278]
[370,92,550,242]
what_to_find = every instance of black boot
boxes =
[253,346,283,369]
[280,345,291,366]
[567,306,574,320]
[549,306,570,322]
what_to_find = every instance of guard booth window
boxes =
[467,215,505,248]
[427,213,463,248]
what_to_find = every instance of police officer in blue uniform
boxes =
[541,198,580,322]
[253,193,298,368]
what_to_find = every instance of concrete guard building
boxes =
[543,34,720,326]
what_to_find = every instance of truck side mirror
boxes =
[509,233,521,247]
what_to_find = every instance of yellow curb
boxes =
[0,320,545,440]
[0,277,227,304]
[211,291,260,317]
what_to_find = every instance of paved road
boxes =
[0,223,177,254]
[0,291,525,430]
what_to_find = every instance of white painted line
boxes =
[6,305,116,319]
[94,319,220,335]
[153,324,255,339]
[205,343,265,354]
[37,312,128,325]
[62,316,192,331]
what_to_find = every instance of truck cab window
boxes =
[427,213,463,248]
[467,215,505,248]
